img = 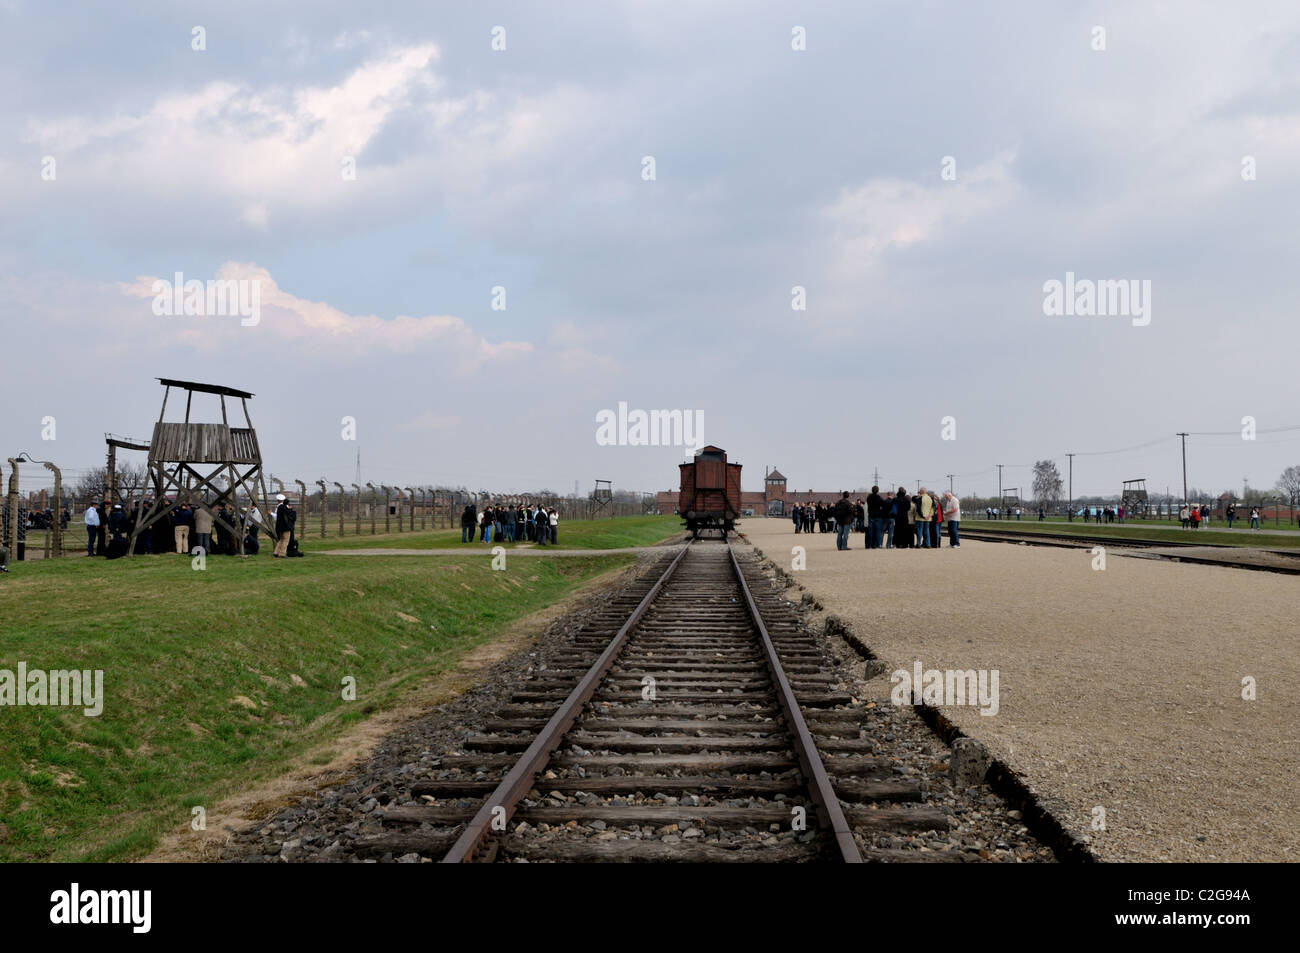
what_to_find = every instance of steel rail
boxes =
[727,543,863,863]
[961,526,1283,550]
[440,542,692,863]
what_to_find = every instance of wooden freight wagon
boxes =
[678,445,742,538]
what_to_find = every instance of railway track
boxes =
[959,527,1300,575]
[353,540,970,863]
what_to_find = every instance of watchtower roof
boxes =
[157,378,255,399]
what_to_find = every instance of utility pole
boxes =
[997,465,1003,506]
[947,474,954,494]
[873,466,880,487]
[1177,432,1189,504]
[1066,453,1074,521]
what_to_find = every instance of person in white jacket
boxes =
[943,493,962,548]
[83,503,101,556]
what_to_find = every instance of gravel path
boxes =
[742,519,1299,862]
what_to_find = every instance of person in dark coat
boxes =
[833,492,854,550]
[96,500,109,556]
[214,503,232,554]
[865,486,885,549]
[273,494,295,557]
[460,504,476,543]
[893,488,912,549]
[152,501,172,554]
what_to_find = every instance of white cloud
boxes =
[115,262,535,362]
[823,149,1021,273]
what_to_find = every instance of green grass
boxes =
[964,519,1300,549]
[304,514,683,552]
[0,549,635,862]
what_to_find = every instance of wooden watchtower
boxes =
[128,379,272,556]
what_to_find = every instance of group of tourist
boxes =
[982,506,1023,519]
[80,495,298,559]
[461,503,559,545]
[792,487,962,549]
[1077,505,1125,523]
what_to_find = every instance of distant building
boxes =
[656,467,865,518]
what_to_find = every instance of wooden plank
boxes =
[500,839,820,863]
[353,830,460,857]
[844,806,949,831]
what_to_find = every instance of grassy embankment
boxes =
[0,536,675,861]
[306,514,682,551]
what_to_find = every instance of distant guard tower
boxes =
[129,379,272,556]
[592,479,613,516]
[1121,479,1149,518]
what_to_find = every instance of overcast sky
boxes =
[4,1,1300,500]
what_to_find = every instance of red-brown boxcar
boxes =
[678,445,742,537]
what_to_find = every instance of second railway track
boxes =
[959,527,1300,575]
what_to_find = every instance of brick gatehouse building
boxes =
[656,468,868,518]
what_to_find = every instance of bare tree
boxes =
[1275,465,1300,504]
[1031,460,1063,504]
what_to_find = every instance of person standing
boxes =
[178,503,196,553]
[944,492,962,547]
[892,487,912,549]
[535,506,549,546]
[915,489,934,548]
[83,501,101,556]
[833,492,853,550]
[460,503,476,543]
[273,493,294,557]
[883,492,896,548]
[1179,504,1190,529]
[549,508,558,544]
[1250,506,1260,529]
[108,503,127,537]
[866,486,885,549]
[214,503,233,554]
[96,500,110,556]
[194,505,214,555]
[1226,502,1236,528]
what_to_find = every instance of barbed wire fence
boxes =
[4,461,659,560]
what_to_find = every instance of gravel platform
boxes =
[742,518,1299,862]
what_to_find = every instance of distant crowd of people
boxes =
[1076,505,1124,523]
[20,508,70,531]
[462,503,559,545]
[790,487,962,549]
[80,495,299,559]
[982,506,1024,520]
